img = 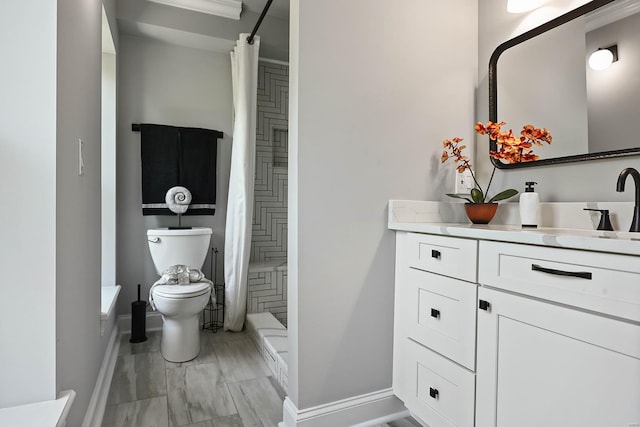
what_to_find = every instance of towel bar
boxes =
[131,123,223,139]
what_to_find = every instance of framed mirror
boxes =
[489,0,640,169]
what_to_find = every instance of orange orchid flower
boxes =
[441,121,552,203]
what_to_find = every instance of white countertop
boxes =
[388,200,640,256]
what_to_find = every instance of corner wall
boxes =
[289,0,477,414]
[55,0,105,425]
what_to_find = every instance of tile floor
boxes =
[103,328,420,427]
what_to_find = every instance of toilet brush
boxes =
[130,284,148,343]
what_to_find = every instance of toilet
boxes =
[147,227,212,362]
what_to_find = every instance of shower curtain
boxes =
[224,34,260,331]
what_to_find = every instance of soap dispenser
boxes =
[520,181,540,228]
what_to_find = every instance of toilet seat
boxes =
[152,282,211,299]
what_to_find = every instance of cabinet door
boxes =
[476,287,640,427]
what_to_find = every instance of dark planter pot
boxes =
[464,203,498,224]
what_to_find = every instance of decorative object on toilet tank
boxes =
[442,121,552,224]
[165,186,192,228]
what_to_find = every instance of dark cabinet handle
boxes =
[479,299,491,311]
[531,264,592,280]
[430,308,440,319]
[431,249,441,259]
[429,387,439,399]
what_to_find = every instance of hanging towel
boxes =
[140,123,222,215]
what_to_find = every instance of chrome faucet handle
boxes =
[583,208,614,231]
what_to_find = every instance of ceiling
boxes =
[116,0,290,61]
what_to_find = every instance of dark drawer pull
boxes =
[479,299,491,311]
[431,249,441,259]
[431,308,440,319]
[429,387,439,399]
[531,264,592,280]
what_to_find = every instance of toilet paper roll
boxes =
[165,186,192,214]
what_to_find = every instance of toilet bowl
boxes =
[147,227,212,362]
[152,282,211,362]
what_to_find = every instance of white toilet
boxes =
[147,227,212,362]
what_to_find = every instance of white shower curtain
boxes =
[224,34,260,331]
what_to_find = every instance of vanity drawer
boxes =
[479,241,640,322]
[394,338,475,427]
[404,268,477,370]
[407,233,477,282]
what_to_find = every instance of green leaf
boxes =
[446,193,473,203]
[488,188,519,203]
[471,188,484,203]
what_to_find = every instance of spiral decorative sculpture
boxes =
[165,186,192,214]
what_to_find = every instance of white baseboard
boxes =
[281,388,408,427]
[118,312,163,334]
[82,324,120,427]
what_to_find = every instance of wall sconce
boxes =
[588,45,619,71]
[507,0,544,13]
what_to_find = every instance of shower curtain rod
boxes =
[247,0,274,45]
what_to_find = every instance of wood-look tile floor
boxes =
[103,329,284,427]
[103,329,421,427]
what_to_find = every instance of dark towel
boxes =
[140,123,222,215]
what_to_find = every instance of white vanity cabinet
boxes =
[392,229,640,427]
[476,241,640,427]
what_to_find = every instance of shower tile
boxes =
[214,337,271,383]
[227,376,284,427]
[166,362,237,427]
[107,351,167,404]
[102,396,169,427]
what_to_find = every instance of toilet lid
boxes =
[152,282,211,298]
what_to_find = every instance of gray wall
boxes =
[290,0,478,410]
[56,0,121,425]
[0,0,58,408]
[116,35,233,314]
[1,3,117,425]
[477,0,640,202]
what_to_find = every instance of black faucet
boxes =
[616,167,640,232]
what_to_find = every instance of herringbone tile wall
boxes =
[251,61,289,263]
[248,61,289,325]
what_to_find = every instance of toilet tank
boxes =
[147,227,212,275]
